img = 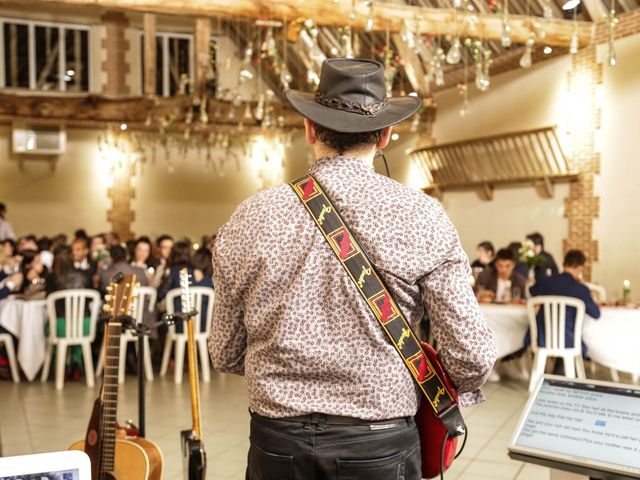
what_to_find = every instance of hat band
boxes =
[314,92,389,117]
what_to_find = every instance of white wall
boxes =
[431,56,573,266]
[594,33,640,299]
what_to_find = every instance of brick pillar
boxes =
[563,45,602,281]
[107,161,135,241]
[101,11,130,95]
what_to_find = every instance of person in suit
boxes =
[98,245,149,295]
[526,249,600,361]
[71,236,98,288]
[526,232,559,282]
[475,248,527,303]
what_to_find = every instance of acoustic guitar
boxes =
[70,273,163,480]
[179,268,207,479]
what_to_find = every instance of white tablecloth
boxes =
[481,304,640,375]
[0,298,47,381]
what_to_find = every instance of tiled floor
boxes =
[0,372,546,480]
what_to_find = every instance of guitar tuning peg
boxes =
[106,285,113,292]
[103,304,112,313]
[105,294,113,302]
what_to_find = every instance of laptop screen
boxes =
[0,470,79,480]
[510,376,640,478]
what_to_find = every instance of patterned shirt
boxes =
[209,155,497,420]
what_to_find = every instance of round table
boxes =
[480,303,640,376]
[0,297,47,381]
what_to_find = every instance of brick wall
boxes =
[562,11,640,280]
[101,11,130,95]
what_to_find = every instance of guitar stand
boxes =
[119,315,163,439]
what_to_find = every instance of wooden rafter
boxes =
[6,0,594,48]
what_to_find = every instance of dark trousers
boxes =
[246,413,421,480]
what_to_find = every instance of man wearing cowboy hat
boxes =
[209,59,496,479]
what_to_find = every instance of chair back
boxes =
[131,286,157,326]
[46,289,101,341]
[166,286,215,336]
[584,282,607,303]
[526,295,586,354]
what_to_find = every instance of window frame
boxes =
[140,30,194,97]
[0,17,91,92]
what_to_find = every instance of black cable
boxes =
[375,150,391,178]
[455,425,468,460]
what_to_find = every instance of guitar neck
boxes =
[100,321,122,474]
[186,315,202,439]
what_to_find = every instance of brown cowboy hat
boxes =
[284,58,422,133]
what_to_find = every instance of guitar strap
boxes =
[289,174,465,436]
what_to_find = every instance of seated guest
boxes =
[527,249,600,359]
[152,234,174,289]
[131,236,153,285]
[72,236,98,287]
[526,232,559,282]
[0,269,23,300]
[37,236,54,270]
[0,202,16,241]
[17,235,38,253]
[158,242,213,332]
[507,241,529,278]
[471,241,494,272]
[18,249,47,298]
[98,245,149,295]
[476,248,527,303]
[1,239,18,272]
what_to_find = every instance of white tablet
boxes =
[509,375,640,479]
[0,450,91,480]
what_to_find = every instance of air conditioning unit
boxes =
[12,123,67,155]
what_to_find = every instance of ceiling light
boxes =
[408,92,418,97]
[544,46,553,54]
[391,133,400,141]
[562,0,580,10]
[120,123,127,131]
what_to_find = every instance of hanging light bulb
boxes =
[460,98,470,117]
[519,35,535,69]
[501,17,512,47]
[569,27,579,54]
[281,66,293,90]
[434,48,445,86]
[607,7,619,66]
[446,37,462,65]
[400,22,415,50]
[543,0,554,18]
[608,44,617,66]
[255,93,265,121]
[239,46,254,82]
[364,0,374,32]
[341,27,354,58]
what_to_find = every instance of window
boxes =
[141,31,193,97]
[0,18,90,91]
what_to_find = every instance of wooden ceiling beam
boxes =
[6,0,594,48]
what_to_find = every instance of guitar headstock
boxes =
[104,273,138,320]
[179,268,193,314]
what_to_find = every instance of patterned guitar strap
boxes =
[289,174,466,437]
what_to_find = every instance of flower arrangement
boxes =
[519,240,546,268]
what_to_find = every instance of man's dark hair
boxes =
[156,234,174,246]
[477,241,494,255]
[109,245,127,264]
[74,229,89,240]
[37,236,52,252]
[169,241,192,269]
[135,236,152,248]
[314,124,384,155]
[0,202,5,217]
[507,241,522,258]
[564,249,586,268]
[526,232,544,248]
[193,247,213,278]
[72,236,90,249]
[494,248,516,263]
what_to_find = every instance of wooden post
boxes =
[194,17,211,98]
[143,13,156,95]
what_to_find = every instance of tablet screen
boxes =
[0,469,79,480]
[511,377,640,476]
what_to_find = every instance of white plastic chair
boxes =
[41,289,101,390]
[160,287,214,384]
[527,295,587,392]
[95,286,156,383]
[0,333,19,382]
[584,282,607,303]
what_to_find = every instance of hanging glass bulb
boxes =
[475,63,488,91]
[446,37,462,65]
[281,66,293,90]
[401,22,415,50]
[434,48,445,86]
[460,98,470,117]
[255,93,265,121]
[607,9,618,66]
[307,69,320,86]
[569,28,579,54]
[364,0,374,32]
[501,16,512,48]
[341,28,354,58]
[239,47,254,82]
[519,45,533,68]
[608,43,617,66]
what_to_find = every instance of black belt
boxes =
[252,411,411,426]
